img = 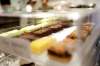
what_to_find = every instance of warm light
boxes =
[88,3,93,7]
[26,5,32,13]
[60,1,66,4]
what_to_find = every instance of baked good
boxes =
[19,33,39,41]
[80,30,88,41]
[49,24,63,32]
[48,31,77,63]
[80,22,93,41]
[30,36,56,54]
[81,22,92,33]
[57,20,72,28]
[67,31,77,39]
[32,27,53,37]
[33,21,72,37]
[48,44,72,63]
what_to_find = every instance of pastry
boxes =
[49,24,63,32]
[19,33,39,41]
[48,44,72,63]
[67,31,77,39]
[80,22,93,41]
[80,29,89,41]
[30,36,56,54]
[32,27,52,37]
[48,31,77,63]
[33,21,72,37]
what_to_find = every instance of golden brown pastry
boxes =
[63,31,77,52]
[80,22,93,41]
[48,44,72,63]
[79,29,89,41]
[67,31,77,39]
[48,31,77,63]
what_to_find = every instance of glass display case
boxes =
[0,8,99,66]
[0,0,99,66]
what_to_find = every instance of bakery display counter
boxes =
[0,9,98,66]
[0,16,77,65]
[0,0,98,66]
